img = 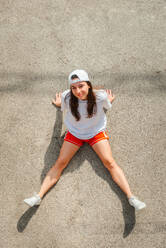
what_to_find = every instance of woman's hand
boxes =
[52,92,62,107]
[105,89,115,103]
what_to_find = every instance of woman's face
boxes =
[71,81,90,100]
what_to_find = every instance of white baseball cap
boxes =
[68,69,90,85]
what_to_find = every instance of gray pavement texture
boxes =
[0,0,166,247]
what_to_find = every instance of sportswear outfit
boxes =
[61,89,112,146]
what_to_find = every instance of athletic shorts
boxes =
[64,130,109,147]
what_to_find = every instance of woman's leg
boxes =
[92,140,133,198]
[38,141,80,198]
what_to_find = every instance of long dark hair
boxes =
[68,75,97,121]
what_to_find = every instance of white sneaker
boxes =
[24,192,41,207]
[128,196,146,210]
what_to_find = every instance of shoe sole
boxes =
[24,199,41,207]
[132,204,146,210]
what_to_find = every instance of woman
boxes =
[24,69,146,210]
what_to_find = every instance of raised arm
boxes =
[52,92,62,107]
[105,89,115,103]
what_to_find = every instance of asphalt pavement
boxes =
[0,0,166,247]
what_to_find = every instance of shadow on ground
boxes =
[17,206,39,232]
[0,70,166,95]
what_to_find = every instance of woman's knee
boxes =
[53,157,68,170]
[103,157,117,170]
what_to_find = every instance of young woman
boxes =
[24,69,146,210]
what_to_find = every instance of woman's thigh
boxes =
[58,140,80,164]
[91,139,114,165]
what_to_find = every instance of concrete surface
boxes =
[0,0,166,247]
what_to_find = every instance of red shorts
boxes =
[64,130,109,147]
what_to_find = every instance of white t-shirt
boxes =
[61,89,112,139]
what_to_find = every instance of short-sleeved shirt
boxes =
[61,89,112,139]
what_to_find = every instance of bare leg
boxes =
[38,141,80,198]
[92,140,133,198]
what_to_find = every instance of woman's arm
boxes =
[52,92,62,107]
[105,89,115,103]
